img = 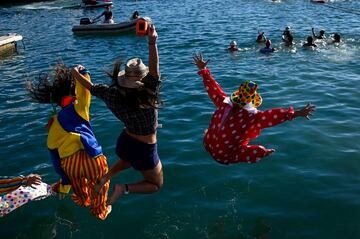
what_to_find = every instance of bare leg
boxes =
[107,161,163,205]
[94,159,131,194]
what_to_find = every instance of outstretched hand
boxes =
[193,52,210,71]
[148,24,158,44]
[294,103,316,120]
[26,174,42,188]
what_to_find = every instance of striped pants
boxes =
[61,150,110,220]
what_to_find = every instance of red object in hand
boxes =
[136,19,148,36]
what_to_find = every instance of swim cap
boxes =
[230,40,237,46]
[230,81,262,108]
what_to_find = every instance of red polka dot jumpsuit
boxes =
[199,68,295,164]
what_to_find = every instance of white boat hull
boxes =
[72,17,150,35]
[0,33,23,46]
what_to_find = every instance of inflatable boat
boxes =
[63,1,113,9]
[0,33,23,55]
[72,17,151,35]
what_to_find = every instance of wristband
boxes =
[79,68,90,76]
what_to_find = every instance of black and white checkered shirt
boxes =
[90,74,161,136]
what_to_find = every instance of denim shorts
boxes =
[116,130,160,171]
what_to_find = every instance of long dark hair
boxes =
[107,60,162,109]
[27,63,75,106]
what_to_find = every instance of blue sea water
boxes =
[0,0,360,238]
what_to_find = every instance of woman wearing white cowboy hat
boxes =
[72,25,162,205]
[193,52,315,165]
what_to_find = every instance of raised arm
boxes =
[148,24,159,78]
[193,53,227,108]
[74,69,92,121]
[312,27,317,38]
[72,66,93,90]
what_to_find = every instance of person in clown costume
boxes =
[193,53,315,164]
[27,64,111,220]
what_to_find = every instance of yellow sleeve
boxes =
[74,73,91,121]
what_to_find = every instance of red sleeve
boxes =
[257,107,294,129]
[198,68,227,108]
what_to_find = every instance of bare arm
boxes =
[71,66,93,90]
[148,25,159,78]
[312,28,317,38]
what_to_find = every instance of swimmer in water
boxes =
[282,26,294,46]
[256,32,267,43]
[228,40,239,51]
[312,27,326,39]
[303,36,317,48]
[260,39,275,53]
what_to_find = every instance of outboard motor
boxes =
[80,18,92,25]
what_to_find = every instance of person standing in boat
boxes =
[72,25,163,205]
[93,5,114,24]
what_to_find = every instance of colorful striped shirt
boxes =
[0,176,26,194]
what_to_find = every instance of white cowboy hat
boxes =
[117,58,149,88]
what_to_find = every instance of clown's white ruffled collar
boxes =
[223,97,258,114]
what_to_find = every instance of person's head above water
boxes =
[333,33,341,42]
[319,29,325,36]
[265,39,272,48]
[307,36,314,44]
[228,40,239,51]
[230,81,262,108]
[256,32,266,42]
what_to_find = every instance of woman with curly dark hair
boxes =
[27,64,111,220]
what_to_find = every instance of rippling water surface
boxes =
[1,0,360,238]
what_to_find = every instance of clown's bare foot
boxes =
[107,184,124,205]
[94,177,108,195]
